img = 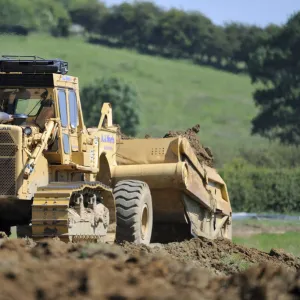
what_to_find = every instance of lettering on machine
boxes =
[101,135,115,144]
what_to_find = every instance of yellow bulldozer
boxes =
[0,56,232,244]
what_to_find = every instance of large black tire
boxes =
[113,180,153,244]
[0,224,11,237]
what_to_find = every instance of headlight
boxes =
[23,127,32,136]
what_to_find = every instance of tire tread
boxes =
[113,180,151,243]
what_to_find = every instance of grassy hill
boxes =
[0,33,267,164]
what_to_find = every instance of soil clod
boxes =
[163,124,214,166]
[0,237,299,300]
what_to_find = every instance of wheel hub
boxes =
[141,204,148,239]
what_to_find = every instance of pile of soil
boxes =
[123,237,300,276]
[0,237,299,300]
[163,124,214,167]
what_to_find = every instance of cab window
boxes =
[15,98,41,116]
[58,89,68,128]
[63,134,70,154]
[68,90,78,129]
[0,88,47,116]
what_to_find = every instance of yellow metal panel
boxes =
[185,164,213,210]
[32,210,68,220]
[112,162,187,189]
[216,198,232,216]
[116,137,180,165]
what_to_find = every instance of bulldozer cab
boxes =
[0,56,121,240]
[49,83,82,165]
[0,87,54,127]
[0,57,90,167]
[0,56,117,176]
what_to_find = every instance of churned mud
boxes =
[0,237,299,300]
[163,124,214,167]
[123,237,300,276]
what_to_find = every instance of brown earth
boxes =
[163,124,214,167]
[0,237,299,300]
[123,237,300,276]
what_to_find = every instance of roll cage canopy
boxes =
[0,56,68,75]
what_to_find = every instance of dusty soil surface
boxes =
[123,238,300,276]
[163,124,214,166]
[0,237,299,300]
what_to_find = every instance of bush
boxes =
[80,77,140,136]
[238,144,300,168]
[0,25,29,36]
[221,158,300,213]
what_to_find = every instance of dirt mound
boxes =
[210,264,300,300]
[163,124,214,167]
[123,237,300,276]
[0,238,299,300]
[0,239,213,300]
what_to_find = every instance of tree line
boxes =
[1,0,280,73]
[2,0,300,147]
[0,0,70,37]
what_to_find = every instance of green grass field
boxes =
[234,232,300,257]
[233,219,300,256]
[0,33,267,164]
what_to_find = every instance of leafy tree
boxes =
[32,0,71,36]
[151,9,213,58]
[264,23,281,36]
[131,1,163,49]
[101,3,137,47]
[205,25,230,64]
[0,0,71,36]
[236,25,269,65]
[0,0,287,77]
[238,144,300,168]
[223,22,245,64]
[68,0,107,33]
[81,77,140,136]
[180,12,213,57]
[248,12,300,144]
[0,0,36,34]
[150,9,186,57]
[52,17,70,37]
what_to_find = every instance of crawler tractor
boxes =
[0,56,232,244]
